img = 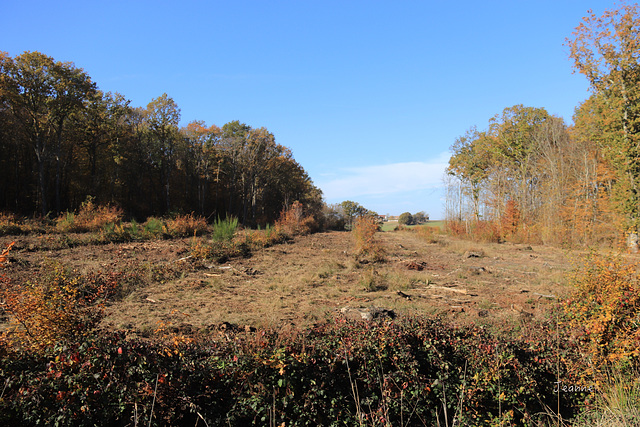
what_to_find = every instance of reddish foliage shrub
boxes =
[472,220,502,243]
[501,199,520,240]
[353,215,385,262]
[413,225,440,243]
[445,220,502,243]
[446,219,466,236]
[0,316,586,426]
[0,260,123,352]
[56,196,123,233]
[165,213,209,237]
[275,201,317,237]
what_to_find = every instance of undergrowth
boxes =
[190,202,315,262]
[3,217,640,424]
[0,315,585,426]
[56,196,123,233]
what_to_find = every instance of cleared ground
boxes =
[2,229,573,334]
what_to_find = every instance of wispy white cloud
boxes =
[317,152,451,202]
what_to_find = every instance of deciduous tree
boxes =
[0,51,96,215]
[398,212,413,226]
[145,93,181,212]
[340,200,366,230]
[566,2,640,250]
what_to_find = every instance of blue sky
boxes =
[3,1,613,218]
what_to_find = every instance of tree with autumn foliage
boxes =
[447,126,493,221]
[0,51,97,216]
[566,2,640,251]
[445,104,609,245]
[0,50,323,227]
[144,93,181,213]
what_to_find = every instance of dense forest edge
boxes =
[1,3,640,426]
[0,51,323,227]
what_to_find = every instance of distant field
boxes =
[380,220,444,232]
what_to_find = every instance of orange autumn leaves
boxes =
[0,242,120,352]
[0,241,14,266]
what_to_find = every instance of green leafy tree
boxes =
[489,105,550,222]
[398,212,413,225]
[447,127,493,221]
[413,211,428,224]
[340,200,366,230]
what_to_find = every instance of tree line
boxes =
[446,3,640,250]
[0,51,322,226]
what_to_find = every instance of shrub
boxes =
[414,225,440,243]
[237,225,287,250]
[444,220,502,243]
[0,316,585,426]
[98,222,134,243]
[0,213,25,235]
[353,215,385,262]
[501,199,520,240]
[56,196,123,233]
[446,219,466,236]
[143,217,165,236]
[165,213,209,237]
[0,260,120,351]
[275,201,318,237]
[471,220,502,243]
[562,253,640,373]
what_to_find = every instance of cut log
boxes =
[427,285,468,294]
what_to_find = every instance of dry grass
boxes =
[571,370,640,427]
[2,226,576,334]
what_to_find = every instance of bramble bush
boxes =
[0,316,586,426]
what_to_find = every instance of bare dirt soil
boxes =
[1,230,574,334]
